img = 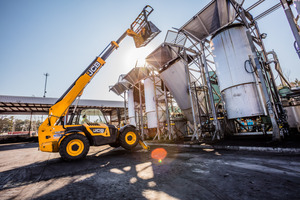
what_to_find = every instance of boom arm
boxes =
[38,5,160,135]
[46,31,128,127]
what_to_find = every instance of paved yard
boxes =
[0,142,299,200]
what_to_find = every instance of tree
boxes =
[0,116,14,133]
[15,119,25,131]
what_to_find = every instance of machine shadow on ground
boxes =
[0,144,300,200]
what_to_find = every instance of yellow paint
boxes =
[66,139,84,156]
[125,131,137,145]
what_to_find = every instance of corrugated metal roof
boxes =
[0,95,124,115]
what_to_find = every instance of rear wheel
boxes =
[119,127,139,150]
[59,134,90,161]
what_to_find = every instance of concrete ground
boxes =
[0,142,299,200]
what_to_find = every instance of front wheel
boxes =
[59,134,90,161]
[119,127,139,150]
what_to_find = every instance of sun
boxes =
[124,44,156,69]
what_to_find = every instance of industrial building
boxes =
[110,0,300,143]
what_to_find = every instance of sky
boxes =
[0,0,299,102]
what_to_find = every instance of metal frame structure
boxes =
[180,0,289,140]
[110,0,298,141]
[280,0,300,58]
[145,0,291,141]
[167,32,223,140]
[232,0,289,140]
[110,66,171,140]
[146,30,220,141]
[143,69,172,140]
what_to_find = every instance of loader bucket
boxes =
[133,21,161,48]
[130,5,161,48]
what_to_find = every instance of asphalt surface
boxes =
[0,142,300,200]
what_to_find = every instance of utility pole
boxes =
[43,73,49,98]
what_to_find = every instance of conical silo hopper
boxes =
[146,44,198,124]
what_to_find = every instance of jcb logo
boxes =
[87,61,101,77]
[92,128,105,133]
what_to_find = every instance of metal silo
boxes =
[144,77,158,128]
[127,89,136,126]
[144,77,165,129]
[211,24,266,119]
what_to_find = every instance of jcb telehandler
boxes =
[38,5,160,161]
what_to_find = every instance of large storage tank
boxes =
[127,89,136,126]
[211,24,265,119]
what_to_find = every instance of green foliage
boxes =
[0,116,42,133]
[0,116,14,132]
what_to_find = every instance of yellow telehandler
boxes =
[38,5,160,161]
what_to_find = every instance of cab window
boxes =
[78,109,107,125]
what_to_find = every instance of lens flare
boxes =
[151,148,167,163]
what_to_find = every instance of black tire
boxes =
[119,127,139,150]
[109,141,121,148]
[59,134,90,161]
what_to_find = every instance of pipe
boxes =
[267,50,292,88]
[246,0,265,11]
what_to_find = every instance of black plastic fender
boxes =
[58,126,94,146]
[119,124,137,134]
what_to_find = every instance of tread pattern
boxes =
[59,134,90,161]
[119,127,139,150]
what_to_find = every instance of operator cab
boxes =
[68,108,108,126]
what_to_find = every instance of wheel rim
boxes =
[66,139,84,156]
[125,131,137,145]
